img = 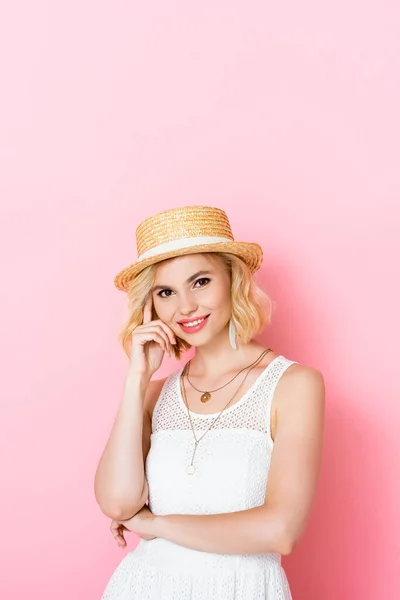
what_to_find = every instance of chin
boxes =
[180,326,228,348]
[179,333,212,347]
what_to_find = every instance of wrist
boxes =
[124,372,151,391]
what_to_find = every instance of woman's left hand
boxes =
[110,505,158,548]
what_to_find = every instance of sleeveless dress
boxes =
[101,354,298,600]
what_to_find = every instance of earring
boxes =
[228,318,237,350]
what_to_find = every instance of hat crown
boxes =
[136,205,234,258]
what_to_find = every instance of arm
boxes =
[151,366,325,555]
[94,376,165,521]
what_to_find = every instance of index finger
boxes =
[142,294,153,325]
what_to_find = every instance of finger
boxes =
[117,526,126,547]
[110,522,126,547]
[135,330,169,353]
[110,520,121,537]
[144,325,171,351]
[134,327,170,353]
[153,320,177,345]
[137,321,176,347]
[142,295,153,325]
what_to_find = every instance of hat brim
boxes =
[113,241,263,292]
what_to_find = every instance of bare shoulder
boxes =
[280,361,325,391]
[269,361,325,443]
[274,361,326,418]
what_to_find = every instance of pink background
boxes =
[1,1,399,598]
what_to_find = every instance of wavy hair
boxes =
[118,252,274,360]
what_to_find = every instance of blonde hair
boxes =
[118,252,274,360]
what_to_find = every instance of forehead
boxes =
[154,253,219,281]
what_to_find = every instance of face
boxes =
[151,253,232,346]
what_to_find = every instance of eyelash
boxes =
[157,277,211,299]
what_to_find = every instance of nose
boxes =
[178,291,199,317]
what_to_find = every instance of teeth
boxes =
[182,318,205,327]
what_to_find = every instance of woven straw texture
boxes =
[114,206,263,292]
[136,206,234,256]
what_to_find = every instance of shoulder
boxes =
[279,359,325,390]
[275,359,326,420]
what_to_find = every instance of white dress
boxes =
[101,354,298,600]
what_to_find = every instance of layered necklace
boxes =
[185,348,273,403]
[180,348,272,474]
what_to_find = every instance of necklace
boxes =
[186,348,272,403]
[180,349,272,474]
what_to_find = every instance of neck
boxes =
[188,325,266,378]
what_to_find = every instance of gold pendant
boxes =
[200,392,211,403]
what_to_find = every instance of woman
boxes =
[95,205,325,599]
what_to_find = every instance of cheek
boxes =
[206,285,231,312]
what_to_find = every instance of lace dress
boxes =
[101,354,298,600]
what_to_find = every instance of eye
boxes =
[157,288,174,299]
[194,277,210,288]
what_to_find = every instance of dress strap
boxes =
[263,356,298,444]
[151,356,299,436]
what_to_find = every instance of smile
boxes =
[177,314,210,333]
[182,318,205,327]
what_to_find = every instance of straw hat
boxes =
[113,205,263,292]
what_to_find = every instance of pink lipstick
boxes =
[177,314,210,334]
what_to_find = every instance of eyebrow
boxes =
[152,270,213,292]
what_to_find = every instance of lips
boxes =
[177,314,210,334]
